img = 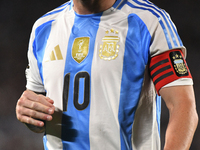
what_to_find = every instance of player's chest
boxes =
[42,15,146,81]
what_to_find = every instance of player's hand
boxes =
[16,90,55,127]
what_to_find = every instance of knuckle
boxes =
[16,107,26,122]
[36,95,43,102]
[17,98,23,105]
[30,110,37,117]
[35,96,39,102]
[18,95,28,106]
[21,90,33,100]
[30,102,37,109]
[16,106,21,114]
[22,90,28,97]
[26,117,31,124]
[17,115,26,124]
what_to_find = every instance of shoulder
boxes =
[119,0,171,29]
[118,0,184,55]
[32,1,71,34]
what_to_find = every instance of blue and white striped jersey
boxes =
[26,0,193,149]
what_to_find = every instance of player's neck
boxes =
[73,0,116,14]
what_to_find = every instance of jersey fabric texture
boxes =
[25,0,193,150]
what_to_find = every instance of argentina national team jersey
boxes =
[25,0,193,150]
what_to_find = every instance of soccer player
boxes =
[16,0,198,150]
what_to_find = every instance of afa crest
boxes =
[99,28,120,60]
[169,51,189,77]
[72,37,90,63]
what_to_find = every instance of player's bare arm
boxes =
[16,90,55,133]
[160,85,198,150]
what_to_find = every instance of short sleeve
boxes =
[25,26,46,93]
[142,10,193,94]
[147,10,186,57]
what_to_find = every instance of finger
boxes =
[46,97,54,105]
[16,106,45,127]
[36,94,54,107]
[23,107,53,121]
[16,106,53,124]
[18,98,54,115]
[22,90,54,108]
[19,114,45,127]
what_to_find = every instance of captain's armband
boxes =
[149,49,192,95]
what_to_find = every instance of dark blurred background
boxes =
[0,0,199,149]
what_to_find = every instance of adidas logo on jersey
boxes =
[45,45,63,62]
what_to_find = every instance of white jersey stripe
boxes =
[90,9,129,150]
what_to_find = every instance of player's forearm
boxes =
[164,102,198,150]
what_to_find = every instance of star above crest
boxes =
[105,28,119,34]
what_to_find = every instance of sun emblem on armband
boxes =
[99,28,120,61]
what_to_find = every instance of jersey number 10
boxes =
[63,72,90,112]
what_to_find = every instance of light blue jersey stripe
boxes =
[156,95,161,135]
[43,135,49,150]
[62,12,102,149]
[118,14,151,150]
[33,20,53,84]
